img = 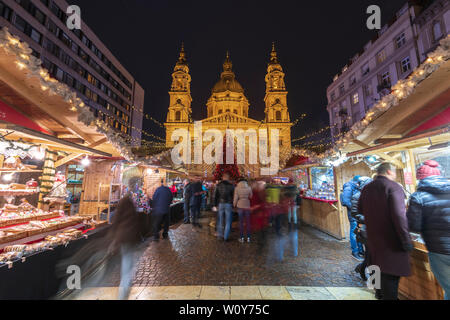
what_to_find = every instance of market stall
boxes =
[0,28,133,298]
[285,162,346,239]
[325,38,448,299]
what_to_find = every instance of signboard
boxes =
[404,171,413,185]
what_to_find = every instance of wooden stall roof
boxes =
[0,122,111,156]
[347,126,450,156]
[0,44,122,157]
[340,59,450,155]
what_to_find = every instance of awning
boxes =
[347,126,450,157]
[0,122,112,157]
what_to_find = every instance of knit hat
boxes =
[417,160,441,180]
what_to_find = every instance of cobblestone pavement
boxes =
[101,212,365,288]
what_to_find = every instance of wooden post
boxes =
[407,149,418,193]
[334,165,346,239]
[38,148,57,209]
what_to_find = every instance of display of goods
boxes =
[3,244,26,253]
[26,179,38,188]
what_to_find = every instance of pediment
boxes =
[201,112,261,125]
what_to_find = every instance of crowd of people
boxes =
[63,159,448,301]
[179,173,302,261]
[342,161,449,300]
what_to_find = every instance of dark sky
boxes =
[71,0,406,141]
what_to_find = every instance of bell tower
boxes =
[166,43,192,123]
[264,43,290,123]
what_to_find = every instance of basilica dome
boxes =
[211,52,244,94]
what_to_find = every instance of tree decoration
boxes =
[213,136,240,181]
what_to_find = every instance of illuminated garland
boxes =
[0,27,136,161]
[290,35,450,166]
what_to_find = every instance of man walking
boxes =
[183,179,192,224]
[340,176,364,261]
[214,172,235,241]
[358,162,412,300]
[151,179,173,241]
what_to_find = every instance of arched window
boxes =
[218,110,223,114]
[234,109,237,114]
[175,111,181,121]
[275,111,282,121]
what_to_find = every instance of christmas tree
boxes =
[213,136,240,181]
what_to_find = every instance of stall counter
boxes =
[399,236,445,300]
[299,196,345,240]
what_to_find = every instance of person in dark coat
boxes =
[340,176,364,260]
[406,160,450,300]
[214,173,235,241]
[151,179,173,241]
[56,193,142,300]
[358,162,413,300]
[350,177,372,281]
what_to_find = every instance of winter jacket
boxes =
[233,181,253,209]
[282,184,298,200]
[183,183,192,205]
[214,180,235,205]
[358,175,412,276]
[340,181,356,209]
[351,177,373,223]
[152,185,173,215]
[407,175,450,255]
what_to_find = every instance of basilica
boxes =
[164,44,293,178]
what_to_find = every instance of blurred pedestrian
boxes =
[358,162,412,300]
[284,178,299,228]
[214,172,235,241]
[234,177,253,243]
[407,160,450,300]
[183,179,192,224]
[55,181,142,300]
[190,177,204,228]
[250,181,269,252]
[152,179,173,241]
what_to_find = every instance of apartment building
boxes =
[0,0,144,146]
[326,0,449,139]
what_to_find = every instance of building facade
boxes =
[326,0,449,140]
[164,44,292,178]
[0,0,144,146]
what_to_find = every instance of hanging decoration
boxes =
[0,27,136,161]
[290,35,450,167]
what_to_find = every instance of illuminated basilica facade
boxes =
[164,44,292,178]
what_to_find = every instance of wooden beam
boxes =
[0,68,95,144]
[55,153,83,168]
[353,140,405,168]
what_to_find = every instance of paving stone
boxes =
[94,217,365,288]
[286,286,336,300]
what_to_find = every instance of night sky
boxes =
[71,0,406,142]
